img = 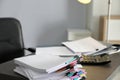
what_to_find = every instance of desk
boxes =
[84,53,120,80]
[0,60,28,80]
[0,53,120,80]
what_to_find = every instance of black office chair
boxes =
[0,18,35,64]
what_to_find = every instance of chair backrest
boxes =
[0,18,25,63]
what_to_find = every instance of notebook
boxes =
[14,54,79,73]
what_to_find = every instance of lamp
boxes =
[78,0,112,43]
[77,0,91,4]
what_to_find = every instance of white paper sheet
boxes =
[62,37,107,53]
[36,46,76,56]
[14,54,74,73]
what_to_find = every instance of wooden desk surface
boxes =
[0,53,120,80]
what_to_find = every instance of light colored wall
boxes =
[88,0,120,39]
[0,0,87,47]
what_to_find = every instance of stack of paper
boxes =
[14,66,70,80]
[14,49,80,80]
[14,54,79,73]
[62,37,107,55]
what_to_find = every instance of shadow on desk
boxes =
[0,60,28,80]
[0,73,27,80]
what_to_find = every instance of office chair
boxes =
[0,18,35,64]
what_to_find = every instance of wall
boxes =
[0,0,87,47]
[89,0,120,39]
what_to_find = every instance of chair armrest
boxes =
[25,48,36,53]
[24,48,36,55]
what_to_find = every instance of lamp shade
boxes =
[77,0,91,4]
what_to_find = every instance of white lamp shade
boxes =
[77,0,91,4]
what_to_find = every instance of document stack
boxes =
[62,37,107,55]
[14,46,87,80]
[62,37,120,55]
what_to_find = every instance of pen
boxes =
[58,54,82,57]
